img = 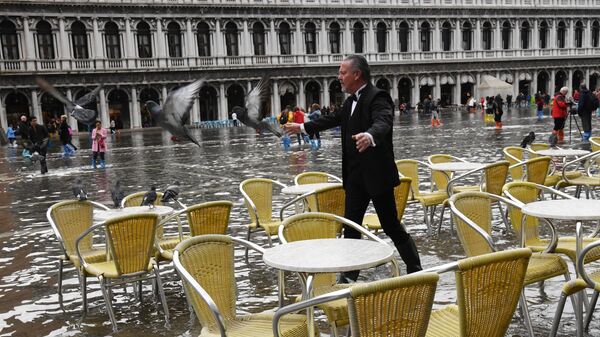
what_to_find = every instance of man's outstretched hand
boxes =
[352,133,372,153]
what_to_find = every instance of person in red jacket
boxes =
[551,86,569,142]
[293,107,306,145]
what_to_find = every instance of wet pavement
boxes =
[0,107,597,337]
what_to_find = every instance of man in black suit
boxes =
[28,116,49,174]
[283,55,422,280]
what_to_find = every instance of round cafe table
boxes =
[94,205,174,221]
[263,238,396,337]
[281,182,342,195]
[521,199,600,337]
[429,162,486,172]
[535,148,590,157]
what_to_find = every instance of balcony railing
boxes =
[2,47,599,73]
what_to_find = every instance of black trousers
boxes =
[343,169,422,280]
[580,112,592,132]
[37,146,48,174]
[554,117,566,131]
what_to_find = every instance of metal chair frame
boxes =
[558,150,600,199]
[293,171,342,185]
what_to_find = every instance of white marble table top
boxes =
[521,200,600,221]
[263,238,394,273]
[429,162,486,172]
[536,149,590,157]
[281,183,342,195]
[94,205,174,221]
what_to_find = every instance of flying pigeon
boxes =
[140,186,157,208]
[548,133,558,148]
[161,182,180,203]
[36,78,101,125]
[111,180,125,208]
[520,131,536,148]
[71,178,87,201]
[233,77,282,138]
[145,79,204,147]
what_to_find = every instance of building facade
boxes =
[1,0,600,131]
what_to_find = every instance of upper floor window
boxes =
[252,22,266,56]
[501,21,511,50]
[197,22,211,56]
[305,22,316,55]
[71,21,88,59]
[482,21,492,50]
[278,22,291,55]
[37,20,55,59]
[462,21,472,51]
[105,22,121,59]
[353,22,364,53]
[420,22,431,52]
[225,22,239,56]
[592,21,600,48]
[329,22,340,54]
[441,21,452,51]
[376,22,387,53]
[539,21,549,49]
[167,22,182,58]
[521,21,530,49]
[0,20,19,60]
[557,21,566,48]
[136,21,152,58]
[574,20,584,48]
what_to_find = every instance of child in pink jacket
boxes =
[91,120,107,169]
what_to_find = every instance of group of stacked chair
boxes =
[45,138,600,336]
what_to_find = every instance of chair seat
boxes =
[415,191,448,207]
[158,235,190,261]
[293,283,352,327]
[543,175,561,187]
[527,237,600,263]
[425,304,459,337]
[67,248,107,268]
[363,213,381,230]
[453,185,480,193]
[85,260,154,278]
[200,312,309,337]
[524,253,568,285]
[250,220,282,236]
[559,175,600,186]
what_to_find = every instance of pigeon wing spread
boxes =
[75,85,102,107]
[36,78,75,110]
[163,79,205,127]
[245,77,271,122]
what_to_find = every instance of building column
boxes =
[31,90,41,121]
[58,18,69,62]
[215,20,224,56]
[92,18,103,59]
[514,70,520,97]
[550,69,556,93]
[495,19,502,50]
[295,20,303,54]
[185,19,195,57]
[124,18,135,58]
[0,99,6,132]
[156,19,166,59]
[344,19,352,53]
[433,20,441,52]
[367,19,374,54]
[192,99,200,123]
[269,20,277,55]
[568,19,574,48]
[391,75,399,104]
[273,80,281,115]
[320,19,327,54]
[474,73,480,102]
[513,19,520,50]
[298,79,306,110]
[434,74,441,100]
[131,87,141,128]
[454,19,462,51]
[65,89,79,131]
[550,20,556,49]
[568,68,574,92]
[99,88,109,127]
[390,20,398,53]
[242,20,251,56]
[219,83,227,120]
[532,70,538,94]
[322,78,330,108]
[586,68,591,87]
[532,19,539,49]
[454,75,461,105]
[22,18,36,60]
[412,75,420,105]
[412,20,419,51]
[585,19,592,48]
[475,19,481,51]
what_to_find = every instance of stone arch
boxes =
[227,83,245,113]
[107,88,130,129]
[40,91,64,125]
[139,87,160,127]
[3,91,30,128]
[305,80,321,106]
[375,77,390,94]
[199,85,218,121]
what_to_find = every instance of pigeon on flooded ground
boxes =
[549,133,559,148]
[111,180,125,208]
[72,178,87,201]
[145,79,204,147]
[36,78,101,125]
[233,76,282,138]
[520,131,535,148]
[140,186,157,208]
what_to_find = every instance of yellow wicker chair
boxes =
[294,171,342,212]
[437,161,510,235]
[448,192,571,337]
[509,156,560,186]
[277,212,400,336]
[425,248,532,337]
[591,137,600,151]
[527,142,550,158]
[47,200,110,311]
[121,191,164,208]
[362,177,412,232]
[427,154,467,192]
[503,146,526,181]
[156,201,233,262]
[556,150,600,199]
[273,272,439,337]
[76,213,169,331]
[279,184,346,220]
[395,159,448,236]
[240,178,287,258]
[173,234,309,337]
[503,181,600,264]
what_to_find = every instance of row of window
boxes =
[1,19,599,60]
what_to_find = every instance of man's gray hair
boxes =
[344,55,371,82]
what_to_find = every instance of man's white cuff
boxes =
[300,124,306,134]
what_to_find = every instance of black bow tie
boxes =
[350,94,358,102]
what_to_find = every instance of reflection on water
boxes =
[0,108,594,336]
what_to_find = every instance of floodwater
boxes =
[0,107,596,337]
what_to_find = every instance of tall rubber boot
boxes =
[558,129,565,142]
[92,159,96,169]
[436,118,441,126]
[100,160,106,169]
[583,131,591,142]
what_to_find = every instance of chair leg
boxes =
[519,290,535,337]
[245,227,252,263]
[154,266,171,326]
[138,280,143,302]
[99,276,118,331]
[81,269,88,316]
[497,202,510,232]
[267,232,273,247]
[58,258,64,311]
[437,205,446,236]
[278,270,286,308]
[585,290,599,331]
[549,292,569,337]
[330,321,338,337]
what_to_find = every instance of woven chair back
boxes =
[524,157,551,185]
[314,185,345,217]
[451,193,494,257]
[177,235,237,329]
[296,172,329,185]
[105,213,157,275]
[529,143,550,158]
[503,182,542,245]
[455,249,531,337]
[482,161,509,196]
[50,200,94,256]
[395,178,412,223]
[187,201,232,236]
[122,191,164,208]
[348,273,439,337]
[395,160,421,198]
[241,179,274,224]
[503,146,525,181]
[591,137,600,152]
[428,154,454,191]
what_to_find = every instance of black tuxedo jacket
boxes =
[304,83,399,196]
